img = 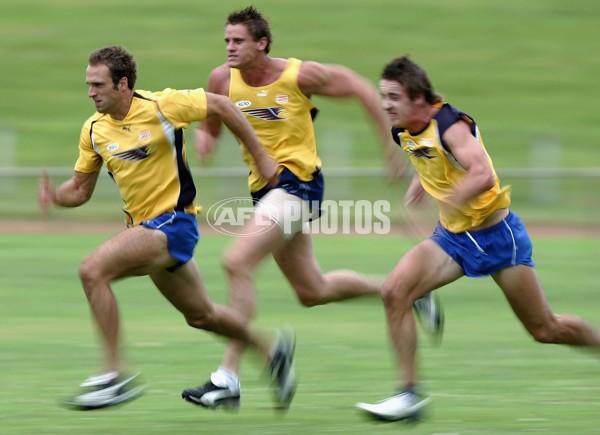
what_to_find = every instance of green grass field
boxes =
[2,0,600,168]
[2,0,600,224]
[2,1,600,433]
[1,232,599,434]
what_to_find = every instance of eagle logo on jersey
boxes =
[401,137,436,159]
[407,148,436,159]
[113,145,153,161]
[242,107,287,121]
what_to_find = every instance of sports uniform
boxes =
[392,102,510,233]
[392,102,534,277]
[357,56,600,423]
[75,88,206,226]
[229,58,324,233]
[75,89,206,267]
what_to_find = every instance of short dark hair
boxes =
[381,55,442,104]
[227,6,273,54]
[88,45,137,90]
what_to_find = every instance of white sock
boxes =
[211,366,240,389]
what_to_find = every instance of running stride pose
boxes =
[356,55,600,421]
[182,7,442,410]
[38,45,295,410]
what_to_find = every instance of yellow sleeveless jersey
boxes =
[229,58,321,192]
[393,102,511,233]
[75,88,207,226]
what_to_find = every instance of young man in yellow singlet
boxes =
[182,6,443,410]
[355,55,600,421]
[37,45,296,411]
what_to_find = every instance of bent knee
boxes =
[222,252,251,277]
[381,281,414,312]
[527,319,561,344]
[296,292,323,308]
[185,310,216,331]
[530,328,556,344]
[381,281,404,305]
[79,256,104,289]
[381,281,395,305]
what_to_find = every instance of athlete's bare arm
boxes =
[441,120,496,208]
[298,61,404,177]
[38,170,99,215]
[195,65,231,160]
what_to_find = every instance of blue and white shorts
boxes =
[251,167,324,236]
[430,211,535,277]
[141,211,199,272]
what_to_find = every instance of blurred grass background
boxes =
[2,233,600,434]
[1,1,600,433]
[1,0,600,226]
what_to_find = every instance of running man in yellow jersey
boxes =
[182,6,443,409]
[37,45,297,410]
[355,55,600,421]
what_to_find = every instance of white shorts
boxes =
[254,188,315,237]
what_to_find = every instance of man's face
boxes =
[86,63,121,115]
[224,24,263,68]
[379,79,415,129]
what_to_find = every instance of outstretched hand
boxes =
[37,169,55,217]
[194,128,216,165]
[404,175,428,209]
[384,138,409,181]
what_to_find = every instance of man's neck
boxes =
[109,91,134,121]
[239,56,284,87]
[408,104,437,135]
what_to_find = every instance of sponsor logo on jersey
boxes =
[235,100,252,108]
[256,90,269,97]
[275,94,288,104]
[242,107,287,121]
[138,130,151,142]
[107,143,120,152]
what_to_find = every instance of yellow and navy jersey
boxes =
[229,58,322,192]
[392,102,511,233]
[75,88,208,226]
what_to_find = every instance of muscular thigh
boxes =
[386,239,463,303]
[492,265,553,328]
[86,226,175,279]
[150,261,212,317]
[273,232,324,291]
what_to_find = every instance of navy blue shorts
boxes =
[141,211,199,272]
[430,211,535,277]
[251,167,324,217]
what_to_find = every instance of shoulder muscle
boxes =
[206,64,230,95]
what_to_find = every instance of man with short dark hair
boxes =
[182,7,443,410]
[356,55,600,421]
[38,45,296,410]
